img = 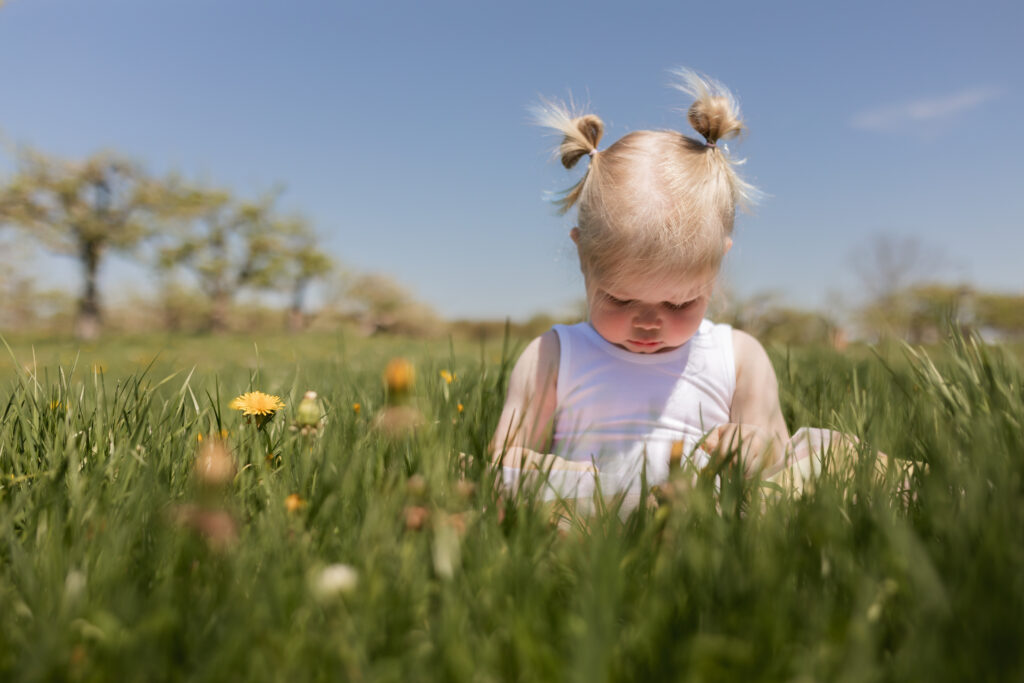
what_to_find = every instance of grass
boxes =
[1,328,1022,681]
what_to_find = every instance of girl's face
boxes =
[585,268,716,354]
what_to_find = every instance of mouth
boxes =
[627,339,661,350]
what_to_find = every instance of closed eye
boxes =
[663,299,696,311]
[605,294,635,306]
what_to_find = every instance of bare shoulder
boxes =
[492,330,561,455]
[508,329,560,391]
[732,328,773,381]
[730,328,789,440]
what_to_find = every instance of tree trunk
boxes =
[287,279,308,333]
[162,302,182,333]
[209,290,231,334]
[74,240,103,340]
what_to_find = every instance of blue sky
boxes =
[1,0,1021,320]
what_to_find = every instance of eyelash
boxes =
[605,295,695,311]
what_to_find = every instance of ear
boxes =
[570,227,590,277]
[723,237,733,254]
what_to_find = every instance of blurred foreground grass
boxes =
[1,329,1022,681]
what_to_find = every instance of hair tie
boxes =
[705,141,716,149]
[588,148,599,157]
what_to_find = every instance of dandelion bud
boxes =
[650,482,674,507]
[454,480,476,501]
[432,515,461,580]
[309,563,358,601]
[293,391,326,436]
[404,505,430,531]
[169,504,238,552]
[195,439,236,488]
[406,474,428,500]
[195,509,238,552]
[63,569,87,607]
[373,405,423,438]
[444,511,469,538]
[295,391,324,426]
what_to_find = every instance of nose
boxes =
[633,306,661,330]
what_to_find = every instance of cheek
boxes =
[595,306,619,325]
[669,305,708,336]
[592,304,629,332]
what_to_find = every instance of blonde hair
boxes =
[534,68,759,289]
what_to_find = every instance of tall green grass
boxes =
[1,330,1022,681]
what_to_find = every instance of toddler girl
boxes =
[492,69,850,509]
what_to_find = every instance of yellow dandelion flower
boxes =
[352,402,361,414]
[197,433,204,443]
[285,493,306,513]
[439,370,455,385]
[230,391,285,428]
[669,440,685,470]
[230,391,285,416]
[457,403,464,413]
[384,358,415,394]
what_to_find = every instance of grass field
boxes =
[1,328,1022,681]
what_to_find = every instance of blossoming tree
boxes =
[0,148,164,339]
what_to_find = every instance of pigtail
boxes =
[532,98,604,213]
[670,68,744,144]
[670,67,761,211]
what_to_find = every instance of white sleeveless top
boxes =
[551,320,735,492]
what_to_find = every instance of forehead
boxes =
[596,268,717,302]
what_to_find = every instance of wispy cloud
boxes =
[851,86,1005,131]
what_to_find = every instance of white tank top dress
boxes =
[500,320,853,511]
[550,319,735,493]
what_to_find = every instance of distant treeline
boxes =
[3,147,1022,345]
[0,147,331,340]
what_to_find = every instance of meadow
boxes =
[1,328,1022,681]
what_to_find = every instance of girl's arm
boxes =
[490,331,596,473]
[719,329,791,472]
[728,331,897,481]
